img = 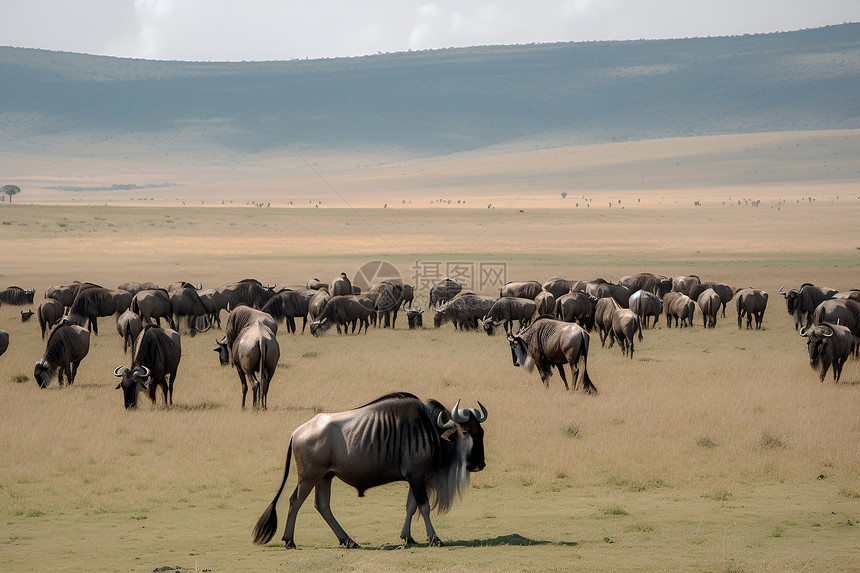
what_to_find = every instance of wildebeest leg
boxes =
[314,474,358,548]
[282,479,317,549]
[554,364,569,390]
[408,478,442,546]
[91,317,99,336]
[237,370,248,409]
[833,358,844,383]
[70,361,80,385]
[400,487,419,544]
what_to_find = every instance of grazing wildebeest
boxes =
[433,294,495,330]
[554,292,596,331]
[306,288,331,324]
[735,288,768,330]
[0,286,36,306]
[697,288,722,329]
[799,323,857,383]
[223,305,278,356]
[428,277,462,308]
[594,297,620,346]
[367,281,405,329]
[66,287,133,335]
[46,281,101,308]
[252,392,487,549]
[21,309,34,322]
[117,281,159,295]
[541,277,578,298]
[779,284,837,330]
[619,273,673,299]
[37,298,65,339]
[309,295,374,336]
[672,275,702,298]
[500,281,542,300]
[406,308,424,329]
[628,289,662,329]
[170,285,211,335]
[330,273,353,297]
[261,289,316,334]
[117,309,143,354]
[586,279,630,308]
[699,282,734,317]
[811,299,860,340]
[217,279,277,310]
[131,289,174,328]
[214,321,279,409]
[481,297,537,336]
[0,329,8,357]
[610,308,643,358]
[34,325,90,388]
[663,292,696,328]
[114,324,181,409]
[533,290,556,317]
[507,317,597,393]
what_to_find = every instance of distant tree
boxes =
[561,192,567,199]
[2,185,21,203]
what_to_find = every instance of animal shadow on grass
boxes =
[376,533,578,550]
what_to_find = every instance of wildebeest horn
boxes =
[473,401,488,423]
[137,365,151,378]
[436,411,456,430]
[778,286,786,296]
[822,326,833,337]
[799,327,808,337]
[451,399,469,423]
[37,359,49,369]
[114,366,128,377]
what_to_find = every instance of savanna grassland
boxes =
[1,194,859,573]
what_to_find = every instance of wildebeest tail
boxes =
[580,334,598,394]
[637,320,643,342]
[253,437,293,544]
[257,337,266,389]
[123,325,135,355]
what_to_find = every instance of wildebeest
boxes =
[428,277,462,308]
[34,325,90,388]
[697,288,721,329]
[406,308,424,329]
[610,308,643,358]
[533,290,556,317]
[0,329,8,357]
[672,275,702,298]
[663,292,696,328]
[217,279,277,310]
[260,289,316,334]
[197,287,229,329]
[799,323,857,383]
[811,299,860,340]
[305,278,326,290]
[366,281,404,329]
[117,309,143,354]
[45,281,101,308]
[330,273,353,297]
[223,305,278,356]
[170,285,210,335]
[554,292,596,331]
[619,273,673,299]
[66,287,133,335]
[500,281,542,300]
[594,297,620,346]
[309,295,374,336]
[433,293,495,330]
[214,321,279,409]
[306,288,331,324]
[37,298,65,339]
[508,317,597,393]
[628,289,662,329]
[252,392,487,549]
[117,281,159,294]
[735,288,768,330]
[585,279,630,308]
[114,324,181,409]
[779,284,837,330]
[399,283,415,309]
[699,282,734,317]
[131,289,174,328]
[0,286,36,306]
[481,297,537,336]
[20,309,34,322]
[541,277,578,298]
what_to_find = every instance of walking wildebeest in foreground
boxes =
[610,308,643,358]
[735,288,768,330]
[252,392,487,549]
[114,324,181,409]
[34,325,90,388]
[507,317,597,393]
[629,289,662,329]
[697,288,721,329]
[214,321,279,409]
[779,284,837,330]
[799,323,857,383]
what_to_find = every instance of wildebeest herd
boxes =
[0,272,858,548]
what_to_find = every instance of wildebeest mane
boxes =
[133,324,177,399]
[69,287,116,316]
[43,325,84,369]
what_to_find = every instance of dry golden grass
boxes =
[1,135,859,571]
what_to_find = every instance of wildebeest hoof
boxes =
[284,540,297,550]
[402,536,416,545]
[341,537,360,548]
[429,535,444,547]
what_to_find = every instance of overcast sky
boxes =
[2,0,858,61]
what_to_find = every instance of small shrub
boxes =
[703,490,733,502]
[564,423,581,438]
[603,505,628,516]
[696,436,717,448]
[11,374,28,384]
[770,526,784,538]
[759,431,787,450]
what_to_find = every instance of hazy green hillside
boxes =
[0,24,857,158]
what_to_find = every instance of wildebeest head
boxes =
[21,309,34,322]
[507,331,534,372]
[405,308,423,329]
[779,286,801,314]
[309,317,330,337]
[114,365,151,409]
[437,399,488,472]
[213,337,229,366]
[33,360,53,389]
[799,325,832,368]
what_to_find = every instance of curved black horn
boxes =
[113,365,127,377]
[473,401,488,423]
[436,411,456,430]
